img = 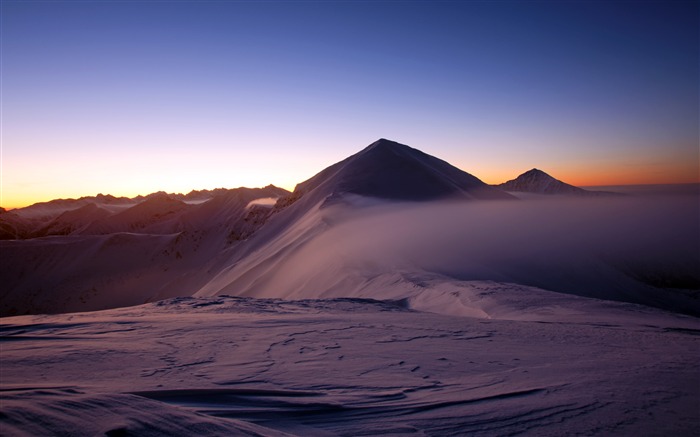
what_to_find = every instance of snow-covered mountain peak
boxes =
[290,139,514,204]
[498,168,603,196]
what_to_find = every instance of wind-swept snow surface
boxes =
[1,295,698,436]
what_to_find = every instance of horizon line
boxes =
[4,181,699,211]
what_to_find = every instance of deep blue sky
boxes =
[2,1,698,207]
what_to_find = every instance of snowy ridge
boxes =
[195,193,700,317]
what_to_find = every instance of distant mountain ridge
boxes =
[497,168,619,196]
[4,186,285,218]
[0,185,289,240]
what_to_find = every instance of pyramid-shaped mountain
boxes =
[290,139,514,203]
[497,168,619,196]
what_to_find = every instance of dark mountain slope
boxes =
[288,138,514,207]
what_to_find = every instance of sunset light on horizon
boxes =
[1,1,698,209]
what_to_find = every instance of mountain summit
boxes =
[291,138,514,203]
[497,168,610,196]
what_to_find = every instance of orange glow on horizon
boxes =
[478,167,700,188]
[4,170,698,211]
[1,183,299,211]
[3,141,697,211]
[473,152,700,188]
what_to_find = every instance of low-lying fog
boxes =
[287,193,699,309]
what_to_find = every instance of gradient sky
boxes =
[1,1,698,208]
